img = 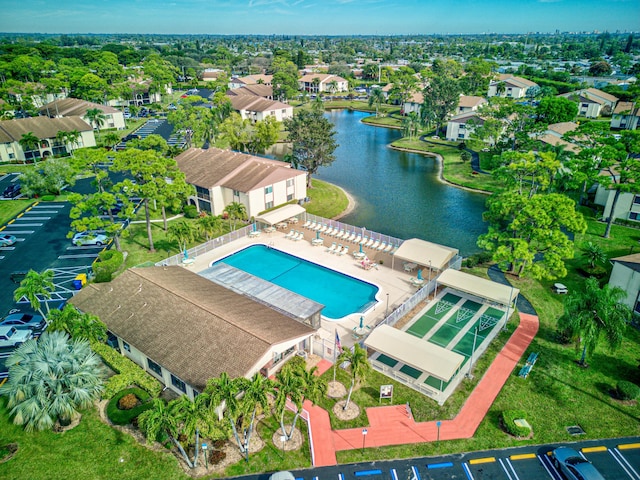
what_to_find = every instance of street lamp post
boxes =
[361,428,368,453]
[385,293,390,317]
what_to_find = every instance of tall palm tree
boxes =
[47,304,107,343]
[558,277,630,366]
[138,398,193,468]
[224,202,247,231]
[368,88,385,117]
[204,373,246,456]
[13,269,55,318]
[103,132,121,150]
[337,343,371,410]
[65,130,81,155]
[274,365,304,441]
[198,214,223,241]
[168,220,197,255]
[55,130,69,152]
[238,373,274,459]
[581,242,607,270]
[19,132,40,163]
[402,112,420,140]
[328,80,338,95]
[85,108,106,132]
[0,330,104,432]
[495,81,506,97]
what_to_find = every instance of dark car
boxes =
[3,183,21,198]
[101,200,124,216]
[0,312,46,332]
[551,447,605,480]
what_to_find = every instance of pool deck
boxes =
[179,229,419,349]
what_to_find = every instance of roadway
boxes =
[228,437,640,480]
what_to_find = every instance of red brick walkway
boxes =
[305,313,539,466]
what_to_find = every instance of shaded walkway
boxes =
[305,312,539,466]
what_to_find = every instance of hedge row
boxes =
[616,381,640,401]
[106,387,153,425]
[501,410,531,437]
[91,341,162,399]
[93,249,124,283]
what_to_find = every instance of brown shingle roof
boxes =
[175,147,301,192]
[39,98,120,117]
[69,267,314,389]
[299,73,347,84]
[458,95,487,108]
[614,101,639,115]
[547,122,579,136]
[227,84,273,98]
[0,116,92,143]
[228,95,289,113]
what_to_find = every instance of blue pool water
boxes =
[214,245,379,319]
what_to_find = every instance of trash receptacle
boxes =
[73,279,83,290]
[76,273,87,286]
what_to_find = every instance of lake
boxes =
[315,109,488,256]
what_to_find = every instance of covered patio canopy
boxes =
[365,325,465,382]
[255,204,305,226]
[437,268,519,306]
[391,238,459,271]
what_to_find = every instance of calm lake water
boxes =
[315,110,488,256]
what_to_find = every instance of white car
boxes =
[0,234,17,246]
[73,231,109,247]
[0,326,33,348]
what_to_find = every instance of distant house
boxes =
[5,82,68,109]
[559,88,619,118]
[69,266,316,400]
[227,96,293,123]
[106,78,167,107]
[445,112,485,141]
[175,147,307,218]
[298,74,348,93]
[487,75,538,99]
[40,98,126,130]
[534,122,581,154]
[611,102,639,130]
[202,69,226,82]
[0,116,95,163]
[608,253,640,315]
[594,186,640,224]
[226,84,273,100]
[229,74,273,90]
[402,91,423,115]
[456,95,487,114]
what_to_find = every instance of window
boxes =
[171,374,186,393]
[287,194,294,202]
[265,201,274,209]
[147,358,162,376]
[196,185,210,201]
[459,124,465,129]
[233,190,240,197]
[265,186,273,194]
[630,212,639,221]
[286,179,294,187]
[633,195,640,205]
[635,292,640,315]
[122,342,131,352]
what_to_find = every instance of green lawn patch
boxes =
[0,199,35,226]
[304,178,349,219]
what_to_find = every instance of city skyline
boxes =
[0,0,638,36]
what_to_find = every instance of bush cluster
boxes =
[501,410,531,437]
[91,341,162,399]
[92,249,124,283]
[183,204,198,218]
[616,381,640,400]
[118,393,139,410]
[463,252,493,268]
[106,387,152,425]
[209,449,227,465]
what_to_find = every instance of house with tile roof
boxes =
[559,88,619,118]
[402,91,424,115]
[0,116,95,163]
[487,75,538,99]
[175,147,307,217]
[69,266,316,399]
[533,122,581,154]
[299,74,348,93]
[611,102,639,130]
[226,84,273,100]
[229,74,273,90]
[445,112,485,142]
[456,95,487,114]
[227,95,293,123]
[40,98,126,130]
[608,253,640,315]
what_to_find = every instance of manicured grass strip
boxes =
[376,354,399,368]
[406,313,441,338]
[399,364,422,379]
[428,324,462,347]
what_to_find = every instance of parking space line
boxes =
[469,457,496,464]
[538,454,563,480]
[20,216,51,220]
[462,463,474,480]
[411,465,421,480]
[510,453,536,460]
[1,230,34,234]
[426,462,453,469]
[354,469,382,476]
[58,254,100,259]
[0,246,15,250]
[620,443,640,450]
[11,223,43,226]
[499,458,517,480]
[390,468,398,480]
[582,446,607,453]
[610,448,640,479]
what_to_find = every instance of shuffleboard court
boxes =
[406,292,465,338]
[428,323,462,347]
[406,313,441,338]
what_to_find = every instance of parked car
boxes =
[0,234,16,246]
[550,447,605,480]
[72,231,109,247]
[3,183,21,198]
[268,472,295,480]
[0,326,33,348]
[101,200,124,216]
[0,312,46,332]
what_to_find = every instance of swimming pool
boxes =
[213,244,379,319]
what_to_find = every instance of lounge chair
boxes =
[318,224,327,233]
[360,236,368,245]
[284,230,295,239]
[353,235,362,244]
[383,243,393,253]
[377,241,387,251]
[365,237,375,248]
[314,223,323,231]
[326,242,336,253]
[302,220,311,228]
[294,231,304,241]
[338,246,349,256]
[335,229,345,239]
[371,240,380,250]
[329,227,338,236]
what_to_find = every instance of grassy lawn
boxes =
[304,179,349,219]
[361,114,403,129]
[0,199,35,226]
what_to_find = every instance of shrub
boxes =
[209,449,227,465]
[501,410,531,437]
[183,204,198,218]
[107,387,152,425]
[40,195,56,201]
[92,249,124,283]
[91,341,162,398]
[118,393,139,410]
[616,381,640,401]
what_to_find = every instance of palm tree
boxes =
[0,330,104,432]
[224,202,247,231]
[138,398,193,468]
[368,87,385,117]
[495,81,506,97]
[103,132,121,150]
[55,130,69,152]
[273,364,304,441]
[65,130,81,155]
[19,132,40,163]
[204,373,246,457]
[557,277,630,366]
[13,269,55,318]
[328,80,338,95]
[581,242,607,270]
[168,220,197,255]
[401,112,420,139]
[238,373,274,459]
[85,108,106,132]
[198,214,224,241]
[47,304,107,343]
[337,343,371,410]
[311,77,320,93]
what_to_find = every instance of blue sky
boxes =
[0,0,638,35]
